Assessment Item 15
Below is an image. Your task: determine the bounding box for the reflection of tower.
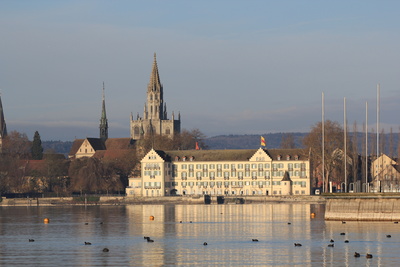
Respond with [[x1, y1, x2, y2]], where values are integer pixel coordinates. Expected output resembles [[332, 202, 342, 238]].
[[0, 93, 7, 150], [99, 82, 108, 142], [130, 54, 181, 140]]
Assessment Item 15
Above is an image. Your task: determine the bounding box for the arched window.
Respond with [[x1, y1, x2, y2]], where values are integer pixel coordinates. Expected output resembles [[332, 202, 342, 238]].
[[165, 127, 171, 135], [134, 126, 140, 135]]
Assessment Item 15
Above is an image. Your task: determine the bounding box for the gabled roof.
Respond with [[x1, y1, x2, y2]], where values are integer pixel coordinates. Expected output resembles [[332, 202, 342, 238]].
[[86, 138, 106, 150], [93, 149, 134, 160], [69, 139, 84, 156]]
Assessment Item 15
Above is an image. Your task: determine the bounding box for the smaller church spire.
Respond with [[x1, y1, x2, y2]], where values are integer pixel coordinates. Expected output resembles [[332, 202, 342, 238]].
[[99, 82, 108, 141]]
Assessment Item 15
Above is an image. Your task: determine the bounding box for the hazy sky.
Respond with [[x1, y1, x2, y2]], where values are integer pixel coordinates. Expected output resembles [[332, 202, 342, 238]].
[[1, 1, 399, 141]]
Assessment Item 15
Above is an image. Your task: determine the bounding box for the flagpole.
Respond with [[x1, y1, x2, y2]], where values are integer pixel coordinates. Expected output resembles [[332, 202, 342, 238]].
[[344, 97, 347, 193], [322, 92, 325, 193]]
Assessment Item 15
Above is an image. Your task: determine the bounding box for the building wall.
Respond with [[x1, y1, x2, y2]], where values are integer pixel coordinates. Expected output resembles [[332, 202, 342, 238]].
[[75, 140, 96, 158], [134, 149, 312, 197]]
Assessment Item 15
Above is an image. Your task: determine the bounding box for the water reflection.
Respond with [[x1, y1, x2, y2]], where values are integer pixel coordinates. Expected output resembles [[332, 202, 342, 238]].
[[0, 204, 399, 266]]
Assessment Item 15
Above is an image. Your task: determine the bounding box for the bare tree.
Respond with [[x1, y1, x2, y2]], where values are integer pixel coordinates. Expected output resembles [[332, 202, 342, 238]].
[[303, 120, 344, 192], [281, 133, 296, 149]]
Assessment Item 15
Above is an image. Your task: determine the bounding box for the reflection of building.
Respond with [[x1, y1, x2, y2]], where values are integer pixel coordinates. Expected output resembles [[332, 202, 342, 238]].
[[130, 53, 181, 140], [371, 153, 400, 192], [126, 147, 312, 197]]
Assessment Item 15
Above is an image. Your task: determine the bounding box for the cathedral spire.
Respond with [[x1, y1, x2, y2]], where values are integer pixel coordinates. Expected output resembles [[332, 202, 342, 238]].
[[146, 53, 164, 120], [99, 82, 108, 141]]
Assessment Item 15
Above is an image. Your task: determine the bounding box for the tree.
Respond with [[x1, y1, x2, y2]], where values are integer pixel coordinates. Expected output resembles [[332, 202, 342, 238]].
[[281, 133, 296, 149], [2, 131, 31, 159], [303, 120, 344, 192], [31, 131, 44, 160]]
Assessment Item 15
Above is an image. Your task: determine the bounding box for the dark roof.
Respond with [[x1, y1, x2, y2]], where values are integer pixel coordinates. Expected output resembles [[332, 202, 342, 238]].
[[281, 171, 292, 181], [86, 138, 106, 150], [157, 148, 308, 162]]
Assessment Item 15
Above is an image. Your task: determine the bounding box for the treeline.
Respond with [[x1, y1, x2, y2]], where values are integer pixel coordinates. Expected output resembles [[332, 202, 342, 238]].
[[0, 129, 206, 196]]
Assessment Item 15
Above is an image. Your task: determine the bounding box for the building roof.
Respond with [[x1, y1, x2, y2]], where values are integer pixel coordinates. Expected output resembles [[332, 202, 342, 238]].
[[93, 149, 134, 159], [281, 171, 292, 181], [105, 138, 135, 150], [156, 148, 309, 162]]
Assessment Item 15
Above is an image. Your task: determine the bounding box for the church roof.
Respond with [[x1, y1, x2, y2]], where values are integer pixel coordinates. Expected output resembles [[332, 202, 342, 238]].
[[281, 171, 292, 181], [105, 138, 135, 149]]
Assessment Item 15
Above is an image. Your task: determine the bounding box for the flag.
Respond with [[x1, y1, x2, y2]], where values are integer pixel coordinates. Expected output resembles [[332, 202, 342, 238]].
[[195, 141, 200, 150], [261, 136, 266, 147]]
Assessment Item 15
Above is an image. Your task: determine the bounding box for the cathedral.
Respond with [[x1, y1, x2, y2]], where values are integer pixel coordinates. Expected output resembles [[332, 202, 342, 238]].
[[130, 53, 181, 140]]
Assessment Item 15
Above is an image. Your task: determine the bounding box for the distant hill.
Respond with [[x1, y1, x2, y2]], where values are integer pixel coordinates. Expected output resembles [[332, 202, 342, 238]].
[[42, 140, 73, 156], [43, 132, 398, 156], [203, 133, 307, 149]]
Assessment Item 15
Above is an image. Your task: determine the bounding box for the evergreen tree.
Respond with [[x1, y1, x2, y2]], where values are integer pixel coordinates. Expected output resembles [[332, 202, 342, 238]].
[[32, 131, 43, 160]]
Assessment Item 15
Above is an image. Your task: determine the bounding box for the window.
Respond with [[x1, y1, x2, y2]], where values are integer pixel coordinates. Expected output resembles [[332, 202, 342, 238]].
[[182, 164, 187, 169], [210, 164, 215, 169], [196, 164, 202, 169], [224, 164, 229, 169], [165, 128, 170, 135], [238, 164, 243, 169], [217, 164, 222, 170], [251, 164, 257, 169], [264, 163, 270, 169]]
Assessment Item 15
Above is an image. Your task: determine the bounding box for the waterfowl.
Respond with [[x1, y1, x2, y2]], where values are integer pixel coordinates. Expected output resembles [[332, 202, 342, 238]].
[[366, 253, 373, 259], [386, 235, 391, 238], [147, 239, 154, 242], [179, 221, 182, 223], [252, 239, 259, 242], [342, 221, 346, 224], [84, 242, 92, 245], [144, 236, 150, 240], [28, 239, 35, 242], [344, 240, 349, 243], [328, 244, 334, 247], [340, 233, 345, 235], [394, 221, 399, 224], [203, 242, 208, 246], [354, 252, 360, 257], [330, 239, 334, 243], [85, 223, 88, 225], [294, 243, 302, 247], [287, 222, 291, 225], [103, 248, 109, 252]]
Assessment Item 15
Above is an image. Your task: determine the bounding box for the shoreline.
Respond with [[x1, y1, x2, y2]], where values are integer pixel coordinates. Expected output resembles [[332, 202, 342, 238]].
[[0, 195, 326, 206]]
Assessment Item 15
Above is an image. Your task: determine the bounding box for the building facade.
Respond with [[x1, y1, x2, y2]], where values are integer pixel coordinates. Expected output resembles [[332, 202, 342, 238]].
[[130, 54, 181, 140], [371, 153, 400, 192], [126, 148, 312, 197]]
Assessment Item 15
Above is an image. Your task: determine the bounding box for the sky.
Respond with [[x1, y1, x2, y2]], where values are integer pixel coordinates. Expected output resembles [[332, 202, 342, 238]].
[[1, 0, 399, 141]]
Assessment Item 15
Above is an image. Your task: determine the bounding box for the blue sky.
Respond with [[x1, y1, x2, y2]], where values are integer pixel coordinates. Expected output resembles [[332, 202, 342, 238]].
[[1, 1, 399, 141]]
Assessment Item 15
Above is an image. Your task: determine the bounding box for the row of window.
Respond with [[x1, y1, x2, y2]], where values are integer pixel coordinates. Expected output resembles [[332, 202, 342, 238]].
[[177, 163, 306, 171], [178, 170, 307, 179], [175, 155, 301, 162], [164, 181, 307, 187]]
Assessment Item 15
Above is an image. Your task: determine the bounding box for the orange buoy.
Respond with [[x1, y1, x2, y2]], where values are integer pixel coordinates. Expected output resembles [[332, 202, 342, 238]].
[[310, 213, 316, 218], [149, 216, 155, 221], [44, 218, 50, 224]]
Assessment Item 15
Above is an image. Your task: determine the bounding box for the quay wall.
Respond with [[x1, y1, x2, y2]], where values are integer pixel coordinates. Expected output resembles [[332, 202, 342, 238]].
[[325, 197, 400, 221], [0, 195, 325, 206]]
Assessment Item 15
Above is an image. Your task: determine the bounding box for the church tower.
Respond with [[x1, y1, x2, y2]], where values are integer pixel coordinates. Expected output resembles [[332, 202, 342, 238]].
[[130, 54, 181, 140], [99, 82, 108, 142], [0, 93, 7, 149]]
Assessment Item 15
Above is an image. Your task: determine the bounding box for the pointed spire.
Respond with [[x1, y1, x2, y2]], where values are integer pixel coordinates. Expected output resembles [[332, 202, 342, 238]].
[[99, 82, 108, 141], [148, 53, 162, 93], [0, 92, 7, 139]]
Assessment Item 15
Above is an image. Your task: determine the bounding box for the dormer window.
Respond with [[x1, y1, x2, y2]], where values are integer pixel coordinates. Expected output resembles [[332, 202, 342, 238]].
[[182, 156, 187, 161], [286, 155, 291, 160], [294, 155, 299, 160], [277, 155, 281, 160], [190, 156, 194, 161], [175, 156, 180, 161]]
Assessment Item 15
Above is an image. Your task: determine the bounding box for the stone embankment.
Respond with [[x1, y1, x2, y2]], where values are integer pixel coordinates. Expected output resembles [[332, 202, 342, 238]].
[[325, 195, 400, 221], [0, 195, 325, 206]]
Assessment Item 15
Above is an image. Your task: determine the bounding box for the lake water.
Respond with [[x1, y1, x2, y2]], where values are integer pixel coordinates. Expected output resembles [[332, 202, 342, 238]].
[[0, 203, 399, 266]]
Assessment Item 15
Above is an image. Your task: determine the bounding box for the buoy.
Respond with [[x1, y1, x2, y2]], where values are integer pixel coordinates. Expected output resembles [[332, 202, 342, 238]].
[[44, 218, 50, 224], [310, 213, 315, 218], [149, 216, 155, 221]]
